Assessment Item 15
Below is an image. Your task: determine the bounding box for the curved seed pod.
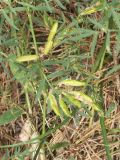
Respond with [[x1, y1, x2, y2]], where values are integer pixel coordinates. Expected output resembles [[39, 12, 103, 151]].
[[59, 95, 71, 117], [80, 2, 102, 16], [16, 55, 39, 62], [48, 93, 61, 116], [70, 91, 93, 104], [48, 22, 58, 41], [69, 91, 103, 113], [62, 92, 81, 108], [58, 79, 86, 87], [44, 40, 53, 55]]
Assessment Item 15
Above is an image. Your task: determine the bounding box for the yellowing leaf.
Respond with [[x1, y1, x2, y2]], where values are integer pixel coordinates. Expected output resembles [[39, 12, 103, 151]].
[[58, 79, 86, 87], [44, 40, 53, 55], [80, 2, 103, 16], [62, 92, 81, 108], [16, 55, 39, 62], [68, 91, 103, 114], [59, 95, 71, 117], [70, 91, 93, 104], [48, 22, 58, 41], [48, 93, 61, 116]]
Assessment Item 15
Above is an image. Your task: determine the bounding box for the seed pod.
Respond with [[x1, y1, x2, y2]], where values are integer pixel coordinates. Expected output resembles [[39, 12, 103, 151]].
[[44, 40, 53, 55], [80, 2, 102, 16], [59, 95, 71, 117], [58, 79, 86, 87], [16, 55, 39, 62], [69, 91, 103, 113], [48, 93, 61, 116], [63, 92, 81, 108], [48, 22, 58, 41], [70, 91, 93, 104]]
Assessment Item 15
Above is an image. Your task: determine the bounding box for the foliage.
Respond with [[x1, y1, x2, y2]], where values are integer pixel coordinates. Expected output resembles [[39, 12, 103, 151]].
[[0, 0, 120, 159]]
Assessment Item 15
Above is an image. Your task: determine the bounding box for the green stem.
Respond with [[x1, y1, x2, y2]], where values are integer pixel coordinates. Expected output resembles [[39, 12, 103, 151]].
[[42, 92, 47, 135], [99, 80, 112, 160], [25, 87, 32, 114], [10, 10, 20, 56], [27, 8, 38, 56], [100, 116, 112, 160]]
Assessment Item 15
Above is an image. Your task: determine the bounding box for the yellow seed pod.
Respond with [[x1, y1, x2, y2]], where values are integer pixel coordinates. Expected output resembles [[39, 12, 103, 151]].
[[48, 93, 61, 116], [80, 2, 102, 16], [16, 55, 39, 62], [44, 40, 53, 55], [48, 22, 58, 41], [70, 91, 93, 105], [59, 95, 71, 117], [58, 79, 86, 87], [63, 92, 81, 108]]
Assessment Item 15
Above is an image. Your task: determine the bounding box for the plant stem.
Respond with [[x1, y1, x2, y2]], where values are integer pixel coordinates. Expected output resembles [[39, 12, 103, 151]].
[[100, 116, 112, 160], [25, 87, 32, 115], [27, 7, 38, 56], [42, 92, 47, 135]]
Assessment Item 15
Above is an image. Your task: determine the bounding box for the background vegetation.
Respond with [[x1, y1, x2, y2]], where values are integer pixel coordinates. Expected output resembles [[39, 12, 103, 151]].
[[0, 0, 120, 159]]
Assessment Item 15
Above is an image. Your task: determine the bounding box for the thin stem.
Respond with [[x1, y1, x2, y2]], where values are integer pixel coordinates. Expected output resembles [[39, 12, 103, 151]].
[[25, 87, 32, 115], [27, 7, 38, 56], [100, 116, 112, 160], [42, 92, 47, 135]]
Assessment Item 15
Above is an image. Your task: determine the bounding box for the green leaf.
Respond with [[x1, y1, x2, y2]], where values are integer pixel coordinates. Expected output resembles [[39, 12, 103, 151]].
[[92, 36, 106, 72], [44, 0, 53, 13], [100, 116, 112, 160], [8, 55, 34, 85], [55, 0, 66, 10], [90, 32, 98, 57], [88, 17, 107, 32], [47, 70, 67, 80], [105, 64, 120, 76], [1, 9, 18, 30], [43, 12, 55, 28], [35, 80, 46, 102], [105, 103, 116, 117], [16, 2, 36, 9], [0, 107, 23, 126], [112, 9, 120, 30], [109, 129, 120, 133]]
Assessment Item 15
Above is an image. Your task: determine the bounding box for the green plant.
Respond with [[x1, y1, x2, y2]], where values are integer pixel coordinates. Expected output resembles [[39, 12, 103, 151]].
[[0, 0, 120, 159]]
